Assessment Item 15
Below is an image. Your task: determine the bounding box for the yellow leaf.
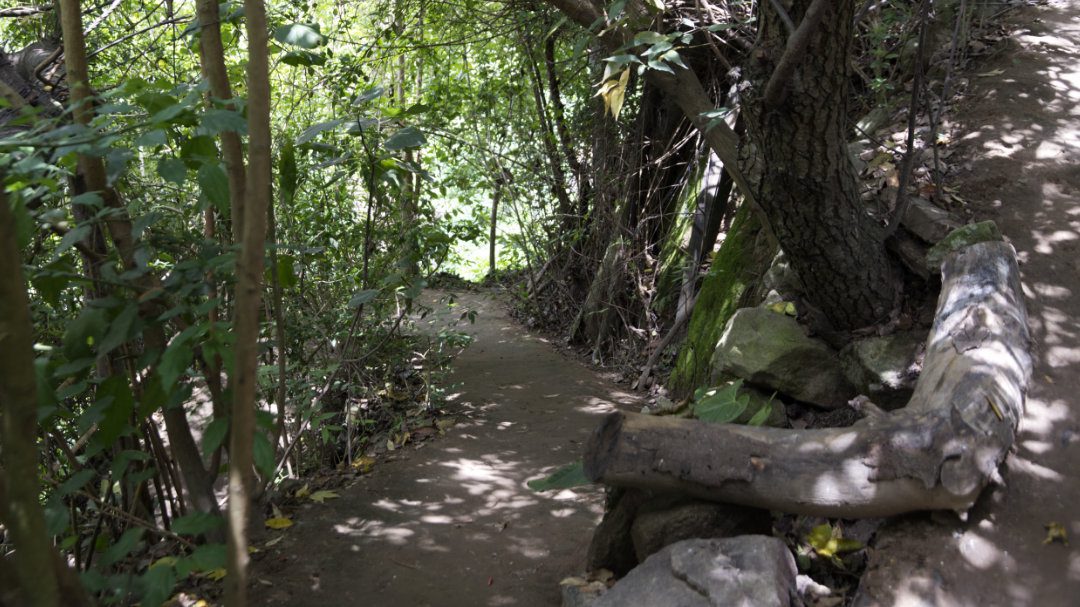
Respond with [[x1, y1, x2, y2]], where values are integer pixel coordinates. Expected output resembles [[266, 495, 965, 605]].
[[248, 546, 260, 554], [205, 568, 227, 581], [150, 556, 177, 569], [598, 69, 631, 120], [265, 535, 284, 547], [1044, 521, 1068, 545], [309, 490, 340, 504], [264, 517, 294, 530], [271, 503, 285, 519], [194, 601, 210, 607], [766, 301, 797, 316], [386, 438, 396, 451], [435, 419, 457, 432], [294, 483, 311, 499], [806, 523, 862, 557], [352, 456, 376, 473]]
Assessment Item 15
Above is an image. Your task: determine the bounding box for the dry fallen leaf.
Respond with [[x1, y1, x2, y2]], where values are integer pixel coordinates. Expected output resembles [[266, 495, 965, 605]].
[[1044, 522, 1068, 545], [264, 517, 294, 530], [352, 456, 376, 473], [205, 568, 227, 581], [294, 483, 311, 499], [309, 490, 340, 504], [436, 418, 457, 432]]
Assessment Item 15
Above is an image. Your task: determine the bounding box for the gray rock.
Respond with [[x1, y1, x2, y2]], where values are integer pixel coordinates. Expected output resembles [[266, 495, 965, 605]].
[[902, 197, 962, 244], [711, 307, 854, 409], [840, 332, 925, 409], [630, 496, 772, 562], [561, 579, 607, 607], [595, 536, 798, 607]]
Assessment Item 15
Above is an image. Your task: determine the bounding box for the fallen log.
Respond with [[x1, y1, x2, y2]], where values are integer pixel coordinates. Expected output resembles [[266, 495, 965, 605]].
[[585, 240, 1031, 517]]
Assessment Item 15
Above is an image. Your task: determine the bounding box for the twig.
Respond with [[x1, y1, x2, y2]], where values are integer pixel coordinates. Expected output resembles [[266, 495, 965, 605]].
[[884, 0, 930, 238], [762, 0, 829, 109]]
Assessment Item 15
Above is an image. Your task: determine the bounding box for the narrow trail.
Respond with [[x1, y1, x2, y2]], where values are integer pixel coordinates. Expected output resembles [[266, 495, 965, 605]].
[[859, 2, 1080, 605], [249, 293, 639, 606]]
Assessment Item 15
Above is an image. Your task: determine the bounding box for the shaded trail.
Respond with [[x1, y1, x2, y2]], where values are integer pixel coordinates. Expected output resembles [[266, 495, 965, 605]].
[[858, 2, 1080, 604], [250, 293, 638, 606]]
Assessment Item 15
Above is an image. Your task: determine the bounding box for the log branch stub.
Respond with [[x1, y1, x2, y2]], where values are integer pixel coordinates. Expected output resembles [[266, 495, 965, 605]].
[[585, 240, 1031, 517]]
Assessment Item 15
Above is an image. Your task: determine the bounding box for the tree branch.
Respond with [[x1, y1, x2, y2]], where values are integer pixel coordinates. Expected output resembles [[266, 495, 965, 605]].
[[762, 0, 829, 109]]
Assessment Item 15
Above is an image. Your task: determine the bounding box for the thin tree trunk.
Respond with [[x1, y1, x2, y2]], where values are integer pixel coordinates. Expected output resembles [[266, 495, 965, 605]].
[[59, 0, 221, 522], [0, 190, 65, 607], [489, 185, 501, 275], [196, 0, 246, 240], [225, 0, 272, 602]]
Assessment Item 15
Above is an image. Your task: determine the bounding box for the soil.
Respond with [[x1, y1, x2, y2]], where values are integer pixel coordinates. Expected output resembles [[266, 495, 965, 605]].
[[855, 1, 1080, 605], [247, 292, 640, 606]]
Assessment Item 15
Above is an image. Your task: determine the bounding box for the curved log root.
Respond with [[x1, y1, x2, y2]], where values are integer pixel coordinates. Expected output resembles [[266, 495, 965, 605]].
[[585, 241, 1032, 517]]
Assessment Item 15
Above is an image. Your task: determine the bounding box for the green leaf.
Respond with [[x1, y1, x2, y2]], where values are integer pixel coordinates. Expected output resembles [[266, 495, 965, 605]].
[[693, 380, 749, 424], [296, 119, 345, 145], [353, 85, 385, 105], [198, 162, 230, 212], [177, 543, 226, 576], [158, 338, 193, 391], [348, 289, 379, 308], [281, 50, 326, 67], [633, 31, 668, 46], [98, 302, 139, 357], [527, 461, 591, 492], [384, 126, 426, 151], [100, 528, 144, 568], [138, 562, 177, 607], [57, 469, 96, 498], [807, 523, 863, 558], [158, 158, 187, 185], [171, 512, 224, 536], [273, 23, 325, 49], [200, 108, 247, 135], [134, 129, 167, 148], [96, 375, 135, 447], [746, 401, 773, 426], [253, 432, 275, 479], [202, 418, 229, 454], [63, 306, 107, 360]]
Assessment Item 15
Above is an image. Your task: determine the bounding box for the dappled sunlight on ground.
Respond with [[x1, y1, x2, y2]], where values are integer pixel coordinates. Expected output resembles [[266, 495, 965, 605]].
[[858, 2, 1080, 604], [249, 291, 639, 606]]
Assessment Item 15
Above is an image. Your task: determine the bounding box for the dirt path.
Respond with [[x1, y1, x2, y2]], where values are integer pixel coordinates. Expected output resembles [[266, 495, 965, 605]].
[[249, 292, 638, 606], [857, 2, 1080, 605]]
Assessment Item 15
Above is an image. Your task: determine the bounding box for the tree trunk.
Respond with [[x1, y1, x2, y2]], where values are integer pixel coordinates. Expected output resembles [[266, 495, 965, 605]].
[[586, 241, 1031, 517], [489, 185, 501, 276], [0, 191, 63, 607], [225, 0, 272, 603], [746, 0, 900, 330]]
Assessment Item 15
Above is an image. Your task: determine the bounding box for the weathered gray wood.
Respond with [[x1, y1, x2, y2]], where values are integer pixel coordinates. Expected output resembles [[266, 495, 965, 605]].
[[585, 241, 1031, 517]]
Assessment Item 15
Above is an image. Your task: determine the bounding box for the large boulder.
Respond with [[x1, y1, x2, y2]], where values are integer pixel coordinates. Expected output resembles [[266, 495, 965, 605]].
[[594, 536, 799, 607], [630, 495, 772, 562], [840, 332, 925, 409], [711, 307, 854, 409]]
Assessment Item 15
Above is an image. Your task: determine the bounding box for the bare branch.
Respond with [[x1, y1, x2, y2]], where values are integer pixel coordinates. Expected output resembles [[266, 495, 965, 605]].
[[762, 0, 829, 109]]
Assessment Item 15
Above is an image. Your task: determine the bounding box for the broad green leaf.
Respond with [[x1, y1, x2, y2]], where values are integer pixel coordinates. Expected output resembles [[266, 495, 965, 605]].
[[96, 375, 135, 447], [176, 543, 226, 577], [633, 31, 668, 46], [807, 523, 863, 557], [158, 338, 193, 391], [527, 461, 591, 492], [198, 162, 230, 212], [100, 528, 144, 568], [97, 302, 139, 357], [200, 108, 247, 135], [171, 512, 224, 536], [273, 23, 325, 49], [134, 129, 167, 148], [354, 85, 385, 105], [62, 306, 107, 360], [202, 418, 229, 454], [348, 289, 380, 308], [746, 402, 773, 427], [296, 118, 345, 145], [138, 562, 176, 607], [157, 158, 187, 185], [253, 432, 275, 479], [281, 50, 326, 67], [57, 469, 96, 497], [384, 126, 427, 151], [693, 380, 749, 424]]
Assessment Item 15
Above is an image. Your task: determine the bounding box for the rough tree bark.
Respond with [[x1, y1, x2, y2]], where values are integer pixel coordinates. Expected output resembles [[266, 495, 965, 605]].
[[745, 0, 901, 330], [585, 240, 1031, 517]]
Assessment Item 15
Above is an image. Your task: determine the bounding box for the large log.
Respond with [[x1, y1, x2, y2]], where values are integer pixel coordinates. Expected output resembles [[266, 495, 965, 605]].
[[585, 241, 1031, 517]]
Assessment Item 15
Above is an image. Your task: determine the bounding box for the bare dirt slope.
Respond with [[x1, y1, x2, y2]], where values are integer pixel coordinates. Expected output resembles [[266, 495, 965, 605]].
[[249, 292, 638, 606], [857, 2, 1080, 605]]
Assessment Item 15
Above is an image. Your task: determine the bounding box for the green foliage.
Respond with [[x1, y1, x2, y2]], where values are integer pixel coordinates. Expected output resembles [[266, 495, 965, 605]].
[[527, 461, 591, 492]]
